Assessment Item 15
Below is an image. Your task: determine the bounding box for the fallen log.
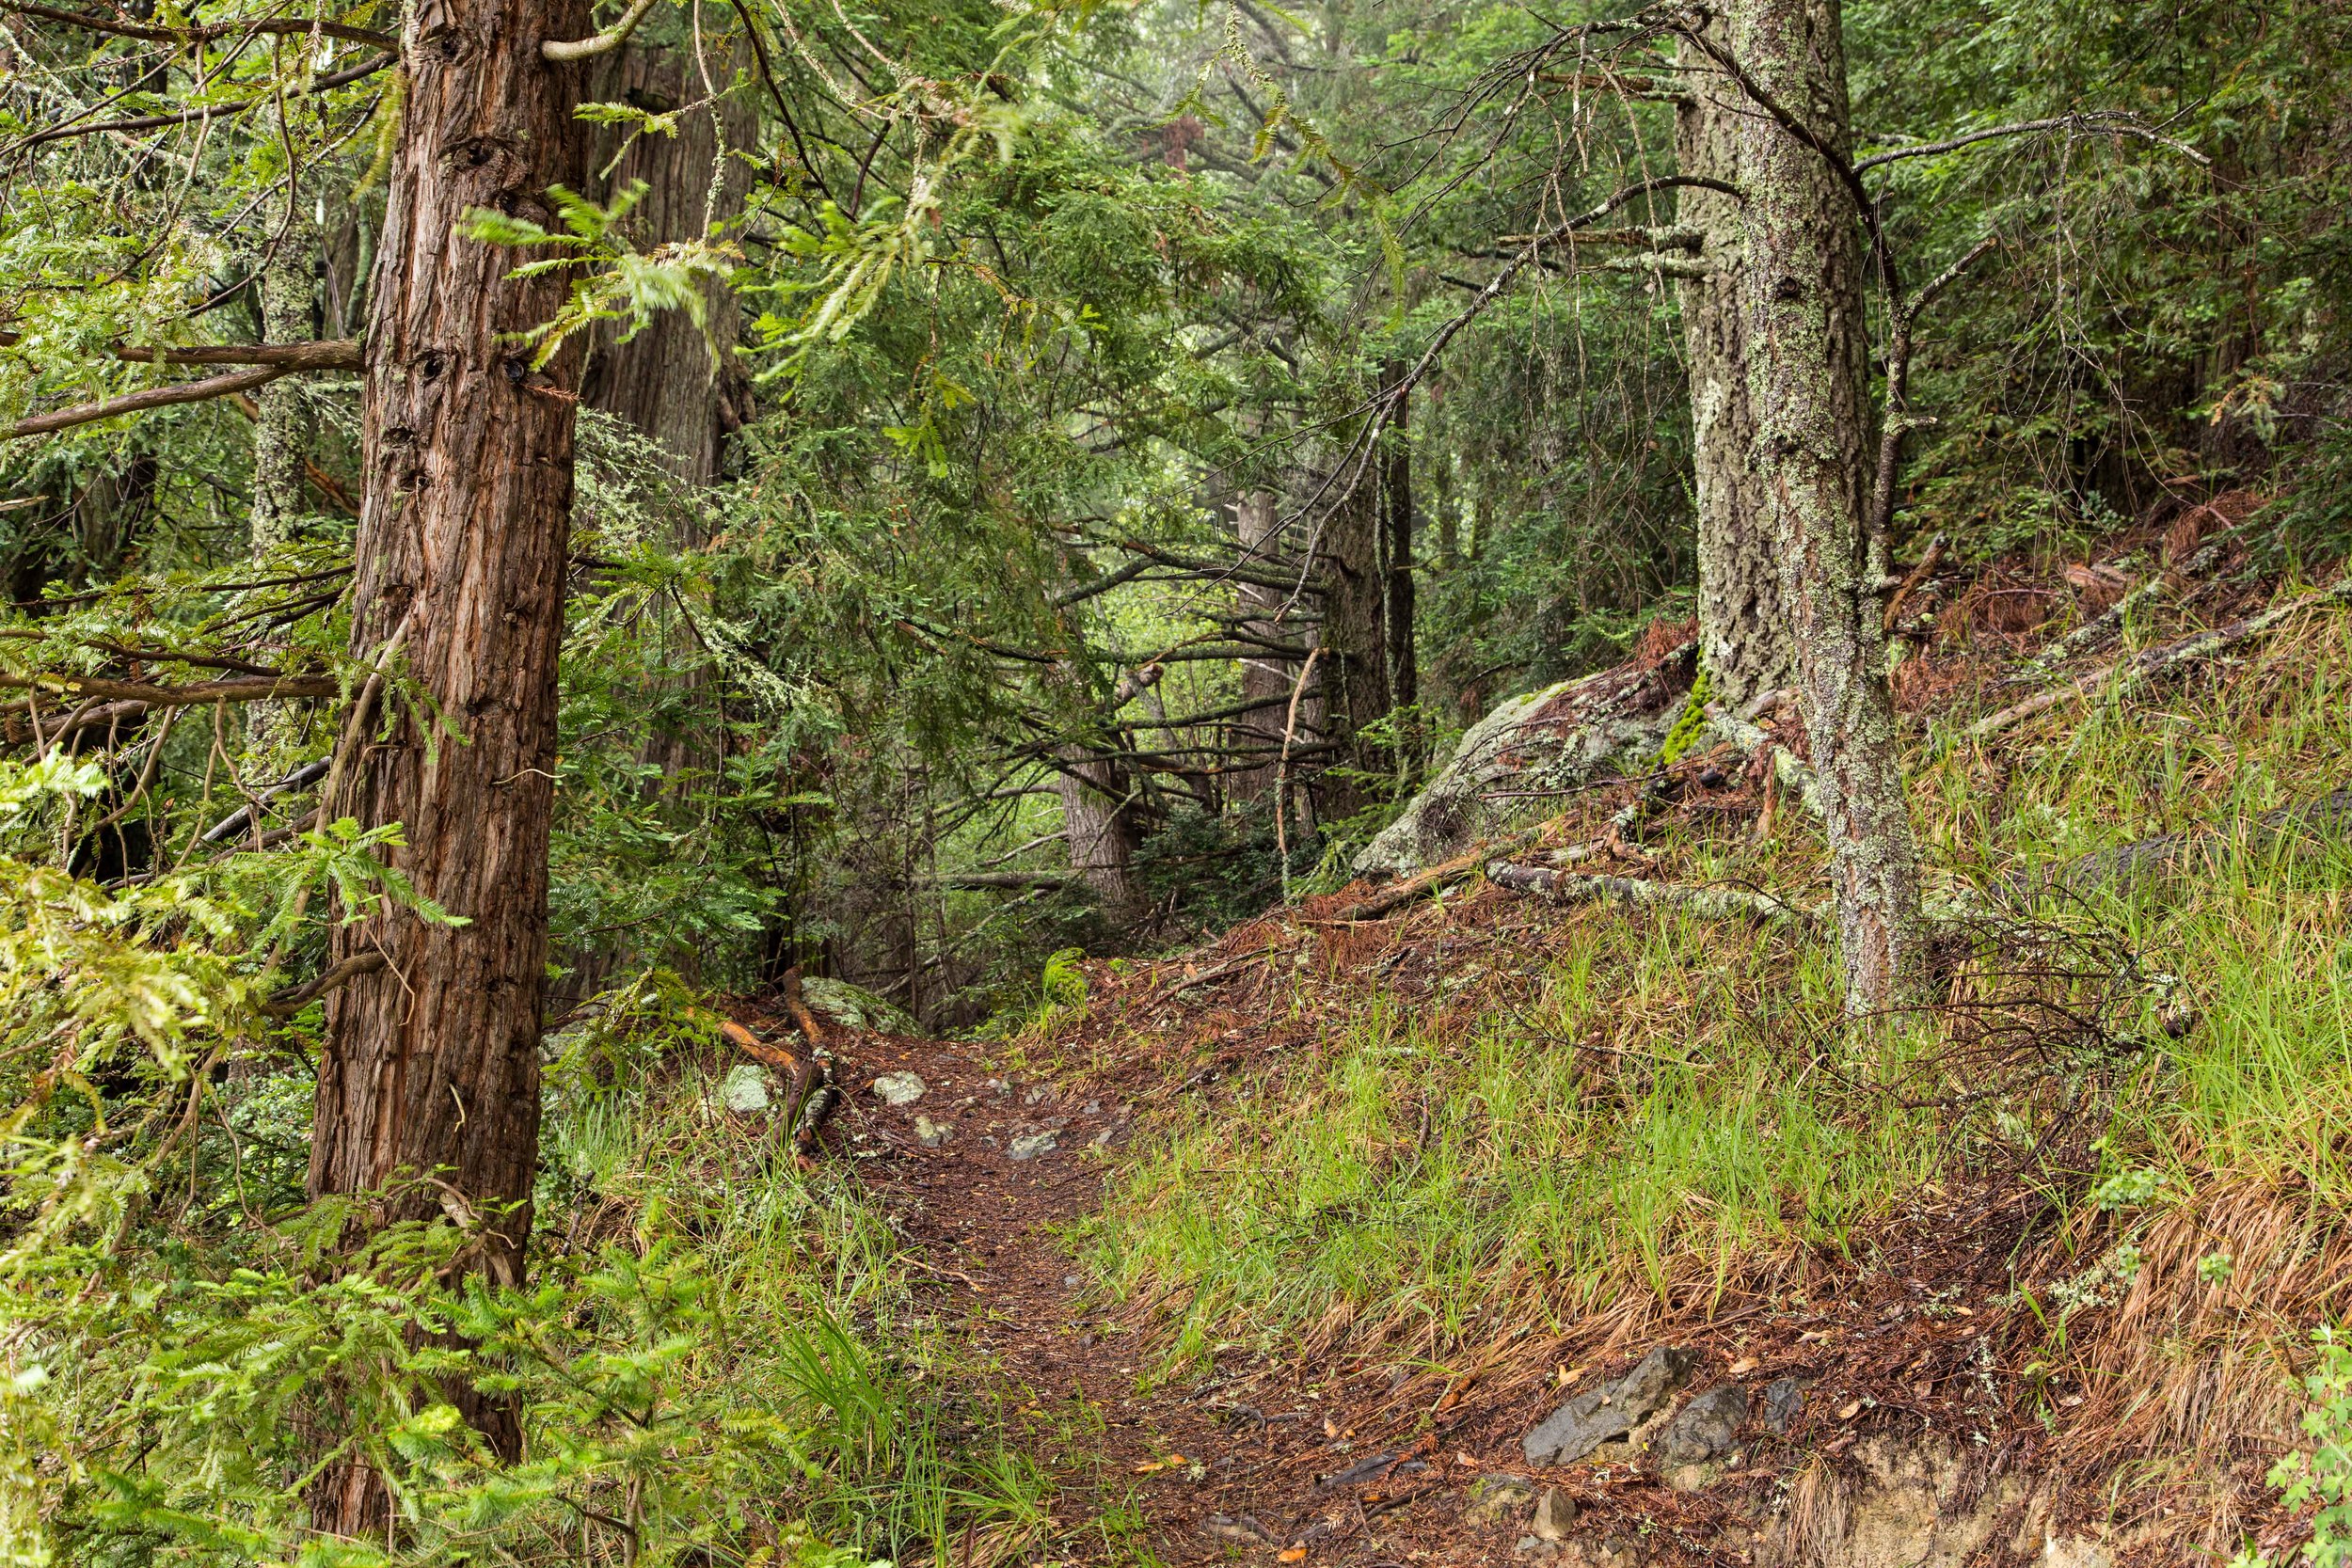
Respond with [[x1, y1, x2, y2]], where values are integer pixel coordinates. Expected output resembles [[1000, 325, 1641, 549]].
[[1486, 862, 1818, 925], [1970, 574, 2352, 742], [2015, 788, 2352, 898]]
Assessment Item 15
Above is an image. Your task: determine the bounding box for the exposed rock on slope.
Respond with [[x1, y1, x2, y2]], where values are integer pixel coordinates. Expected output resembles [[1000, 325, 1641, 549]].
[[1355, 637, 1695, 879]]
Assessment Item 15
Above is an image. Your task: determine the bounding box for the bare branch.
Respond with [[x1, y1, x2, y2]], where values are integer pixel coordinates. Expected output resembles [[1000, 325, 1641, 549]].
[[113, 339, 362, 370], [542, 0, 662, 60], [2, 3, 395, 49], [261, 952, 387, 1018], [4, 364, 295, 439], [1855, 112, 2210, 174], [14, 51, 391, 149]]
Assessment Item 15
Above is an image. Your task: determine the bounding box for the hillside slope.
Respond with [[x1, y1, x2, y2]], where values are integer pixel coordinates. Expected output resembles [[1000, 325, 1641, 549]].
[[808, 523, 2352, 1568]]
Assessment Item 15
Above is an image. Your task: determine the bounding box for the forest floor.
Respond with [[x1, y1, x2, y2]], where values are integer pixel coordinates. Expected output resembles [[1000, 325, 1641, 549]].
[[783, 928, 2070, 1568], [723, 497, 2344, 1566]]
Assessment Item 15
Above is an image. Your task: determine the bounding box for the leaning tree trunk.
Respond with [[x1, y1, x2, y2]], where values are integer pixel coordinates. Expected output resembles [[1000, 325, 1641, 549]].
[[308, 0, 591, 1533], [1729, 0, 1925, 1010], [1677, 20, 1792, 707]]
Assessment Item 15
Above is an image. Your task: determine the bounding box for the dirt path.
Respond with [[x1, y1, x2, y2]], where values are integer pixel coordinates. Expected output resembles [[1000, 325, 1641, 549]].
[[832, 1029, 1514, 1568]]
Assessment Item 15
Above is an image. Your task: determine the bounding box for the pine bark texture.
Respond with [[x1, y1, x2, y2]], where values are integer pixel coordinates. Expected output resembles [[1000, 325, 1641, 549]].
[[1676, 22, 1792, 706], [1729, 0, 1925, 1010], [308, 0, 591, 1528]]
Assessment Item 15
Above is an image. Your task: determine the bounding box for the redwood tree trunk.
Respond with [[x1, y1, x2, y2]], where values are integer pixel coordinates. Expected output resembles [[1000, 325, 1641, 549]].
[[308, 0, 591, 1530], [1729, 0, 1925, 1010], [1677, 20, 1793, 706], [579, 34, 755, 496]]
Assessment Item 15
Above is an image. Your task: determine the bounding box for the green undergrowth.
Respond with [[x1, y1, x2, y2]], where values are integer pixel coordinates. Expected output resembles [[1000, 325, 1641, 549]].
[[1075, 601, 2352, 1377], [4, 980, 1050, 1568]]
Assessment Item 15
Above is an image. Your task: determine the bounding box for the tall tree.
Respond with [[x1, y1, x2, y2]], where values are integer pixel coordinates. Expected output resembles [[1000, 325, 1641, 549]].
[[1724, 0, 1925, 1009], [1676, 21, 1792, 706], [580, 33, 755, 493], [306, 0, 593, 1528]]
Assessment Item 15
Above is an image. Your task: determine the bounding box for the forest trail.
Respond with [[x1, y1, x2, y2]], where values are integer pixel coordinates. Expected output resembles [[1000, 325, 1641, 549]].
[[818, 1023, 1514, 1568]]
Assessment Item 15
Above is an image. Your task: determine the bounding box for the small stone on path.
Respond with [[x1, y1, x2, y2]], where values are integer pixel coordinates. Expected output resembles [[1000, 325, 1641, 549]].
[[914, 1114, 953, 1147], [1008, 1130, 1058, 1160], [871, 1070, 927, 1106]]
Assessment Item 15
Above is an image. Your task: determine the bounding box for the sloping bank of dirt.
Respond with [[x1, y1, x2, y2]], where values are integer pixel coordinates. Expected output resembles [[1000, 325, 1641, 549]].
[[767, 886, 2312, 1568]]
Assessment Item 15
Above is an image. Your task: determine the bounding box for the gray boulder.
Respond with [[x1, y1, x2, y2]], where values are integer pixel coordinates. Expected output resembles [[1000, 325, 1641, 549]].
[[1761, 1376, 1806, 1433], [1353, 647, 1692, 879], [1521, 1345, 1695, 1466]]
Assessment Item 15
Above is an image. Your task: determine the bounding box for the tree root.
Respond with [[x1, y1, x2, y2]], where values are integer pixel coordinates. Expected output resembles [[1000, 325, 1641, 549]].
[[1486, 861, 1819, 925], [722, 970, 840, 1167]]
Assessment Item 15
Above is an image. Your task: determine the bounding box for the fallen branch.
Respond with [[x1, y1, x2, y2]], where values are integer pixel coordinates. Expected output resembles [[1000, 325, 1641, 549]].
[[2017, 788, 2352, 897], [2010, 541, 2223, 683], [1705, 700, 1824, 819], [1486, 862, 1817, 925], [1882, 531, 1950, 630], [721, 969, 840, 1166], [1969, 574, 2352, 741], [1322, 847, 1487, 922]]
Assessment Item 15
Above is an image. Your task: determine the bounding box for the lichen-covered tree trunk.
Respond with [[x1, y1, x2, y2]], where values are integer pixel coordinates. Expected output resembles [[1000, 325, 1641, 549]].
[[248, 212, 312, 555], [1729, 0, 1925, 1010], [1676, 21, 1792, 706], [307, 0, 590, 1531]]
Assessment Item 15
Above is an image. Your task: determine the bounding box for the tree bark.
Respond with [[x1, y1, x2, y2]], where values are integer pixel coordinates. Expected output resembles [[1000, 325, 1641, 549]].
[[1677, 19, 1793, 707], [1729, 0, 1925, 1011], [579, 32, 755, 496], [248, 210, 313, 555], [1227, 488, 1295, 801], [1057, 747, 1146, 914], [246, 201, 316, 760], [1313, 468, 1392, 821], [1378, 360, 1418, 753], [307, 0, 591, 1531]]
